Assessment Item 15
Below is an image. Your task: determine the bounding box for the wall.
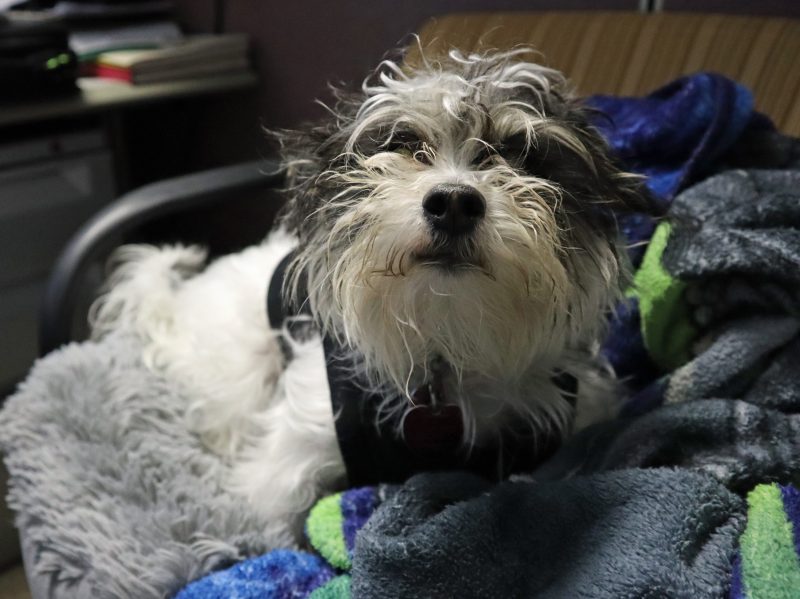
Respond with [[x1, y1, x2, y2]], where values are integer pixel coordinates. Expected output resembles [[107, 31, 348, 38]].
[[172, 0, 800, 162], [174, 1, 638, 130]]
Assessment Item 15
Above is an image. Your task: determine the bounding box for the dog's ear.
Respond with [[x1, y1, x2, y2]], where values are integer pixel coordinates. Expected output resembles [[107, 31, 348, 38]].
[[504, 72, 661, 220], [562, 102, 663, 219], [267, 123, 329, 236], [268, 91, 364, 240]]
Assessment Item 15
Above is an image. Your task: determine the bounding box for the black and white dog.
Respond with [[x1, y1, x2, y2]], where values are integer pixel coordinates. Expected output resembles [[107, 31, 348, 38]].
[[92, 50, 653, 545]]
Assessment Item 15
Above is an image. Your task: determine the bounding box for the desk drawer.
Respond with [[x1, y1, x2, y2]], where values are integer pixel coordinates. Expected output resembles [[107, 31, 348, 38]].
[[0, 149, 114, 287]]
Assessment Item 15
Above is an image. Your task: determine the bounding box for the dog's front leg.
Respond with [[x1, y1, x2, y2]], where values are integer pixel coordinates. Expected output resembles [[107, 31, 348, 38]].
[[228, 338, 347, 545]]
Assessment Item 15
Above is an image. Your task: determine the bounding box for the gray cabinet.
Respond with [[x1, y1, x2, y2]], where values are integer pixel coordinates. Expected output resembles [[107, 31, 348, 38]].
[[0, 129, 114, 391]]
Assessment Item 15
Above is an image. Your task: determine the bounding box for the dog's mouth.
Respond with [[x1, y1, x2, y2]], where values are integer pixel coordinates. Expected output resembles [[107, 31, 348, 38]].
[[413, 249, 482, 270]]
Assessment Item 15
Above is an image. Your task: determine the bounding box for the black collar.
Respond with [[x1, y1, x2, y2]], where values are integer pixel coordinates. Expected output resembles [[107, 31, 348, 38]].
[[267, 250, 576, 486]]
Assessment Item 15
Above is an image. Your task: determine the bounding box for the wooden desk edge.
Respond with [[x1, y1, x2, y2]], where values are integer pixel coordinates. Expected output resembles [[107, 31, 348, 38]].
[[0, 71, 259, 128]]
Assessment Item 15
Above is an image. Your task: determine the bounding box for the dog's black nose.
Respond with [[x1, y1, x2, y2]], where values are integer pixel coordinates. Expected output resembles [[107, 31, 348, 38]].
[[422, 184, 486, 236]]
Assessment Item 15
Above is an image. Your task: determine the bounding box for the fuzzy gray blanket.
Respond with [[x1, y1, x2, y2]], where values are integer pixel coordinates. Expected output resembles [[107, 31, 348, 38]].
[[349, 168, 800, 598], [0, 333, 275, 599], [353, 470, 745, 598]]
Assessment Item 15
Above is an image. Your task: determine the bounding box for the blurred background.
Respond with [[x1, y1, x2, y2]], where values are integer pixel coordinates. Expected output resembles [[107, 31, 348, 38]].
[[0, 0, 799, 596]]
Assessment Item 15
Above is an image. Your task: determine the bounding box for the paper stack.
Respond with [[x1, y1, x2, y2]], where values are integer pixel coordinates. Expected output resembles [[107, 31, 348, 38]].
[[81, 33, 250, 84]]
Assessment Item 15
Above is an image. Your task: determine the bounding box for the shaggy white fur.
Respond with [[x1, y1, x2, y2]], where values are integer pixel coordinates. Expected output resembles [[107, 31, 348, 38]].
[[91, 232, 346, 540]]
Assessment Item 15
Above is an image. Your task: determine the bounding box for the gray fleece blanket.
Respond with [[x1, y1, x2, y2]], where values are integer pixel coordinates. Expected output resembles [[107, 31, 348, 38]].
[[0, 334, 276, 598], [353, 470, 744, 598]]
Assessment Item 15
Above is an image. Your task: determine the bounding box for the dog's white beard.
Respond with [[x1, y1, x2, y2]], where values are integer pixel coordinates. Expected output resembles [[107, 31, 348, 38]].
[[325, 259, 565, 387]]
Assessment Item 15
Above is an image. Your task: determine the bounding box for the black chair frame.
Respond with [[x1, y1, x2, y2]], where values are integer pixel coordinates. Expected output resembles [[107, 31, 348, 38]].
[[39, 159, 285, 356]]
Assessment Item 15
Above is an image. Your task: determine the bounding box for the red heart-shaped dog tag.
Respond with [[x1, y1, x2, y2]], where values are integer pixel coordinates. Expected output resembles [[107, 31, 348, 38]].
[[401, 404, 464, 455]]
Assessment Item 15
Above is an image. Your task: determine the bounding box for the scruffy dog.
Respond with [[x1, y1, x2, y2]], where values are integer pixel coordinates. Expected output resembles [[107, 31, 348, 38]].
[[92, 50, 652, 545]]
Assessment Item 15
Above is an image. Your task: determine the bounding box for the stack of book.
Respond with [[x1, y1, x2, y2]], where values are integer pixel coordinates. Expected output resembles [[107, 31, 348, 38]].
[[4, 1, 250, 85], [69, 20, 183, 59], [81, 33, 250, 85]]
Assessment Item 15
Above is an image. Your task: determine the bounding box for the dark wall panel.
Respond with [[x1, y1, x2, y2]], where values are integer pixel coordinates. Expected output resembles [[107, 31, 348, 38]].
[[662, 1, 800, 18]]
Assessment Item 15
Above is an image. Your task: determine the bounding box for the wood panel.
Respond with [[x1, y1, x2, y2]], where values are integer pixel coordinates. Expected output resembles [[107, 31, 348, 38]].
[[413, 12, 800, 135]]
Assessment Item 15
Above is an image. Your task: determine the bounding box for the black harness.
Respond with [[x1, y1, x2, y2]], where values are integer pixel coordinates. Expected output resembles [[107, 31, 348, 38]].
[[267, 251, 575, 486]]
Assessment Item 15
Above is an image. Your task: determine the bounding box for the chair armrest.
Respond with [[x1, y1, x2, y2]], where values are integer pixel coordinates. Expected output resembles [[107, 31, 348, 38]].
[[39, 159, 286, 356]]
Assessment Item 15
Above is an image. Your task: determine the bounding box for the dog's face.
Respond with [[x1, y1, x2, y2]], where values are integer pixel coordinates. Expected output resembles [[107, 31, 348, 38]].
[[278, 50, 652, 392]]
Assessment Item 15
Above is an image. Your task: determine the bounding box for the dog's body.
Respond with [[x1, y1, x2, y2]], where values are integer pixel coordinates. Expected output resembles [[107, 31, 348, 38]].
[[92, 50, 654, 545]]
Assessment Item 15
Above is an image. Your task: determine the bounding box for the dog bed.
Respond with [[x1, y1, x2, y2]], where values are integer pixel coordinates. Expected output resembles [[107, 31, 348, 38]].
[[2, 72, 800, 598]]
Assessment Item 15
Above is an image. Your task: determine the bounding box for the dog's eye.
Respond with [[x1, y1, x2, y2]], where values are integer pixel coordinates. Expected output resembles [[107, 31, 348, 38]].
[[523, 145, 576, 185], [384, 131, 431, 164], [472, 144, 494, 166], [496, 133, 529, 163], [385, 131, 418, 150], [472, 134, 529, 167]]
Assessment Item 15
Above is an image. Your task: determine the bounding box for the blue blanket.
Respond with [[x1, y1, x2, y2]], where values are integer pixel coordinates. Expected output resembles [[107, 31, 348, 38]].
[[593, 73, 765, 390], [177, 73, 800, 599]]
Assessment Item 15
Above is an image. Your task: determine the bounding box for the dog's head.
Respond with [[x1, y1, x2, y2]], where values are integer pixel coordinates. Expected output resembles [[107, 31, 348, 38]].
[[276, 50, 655, 392]]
